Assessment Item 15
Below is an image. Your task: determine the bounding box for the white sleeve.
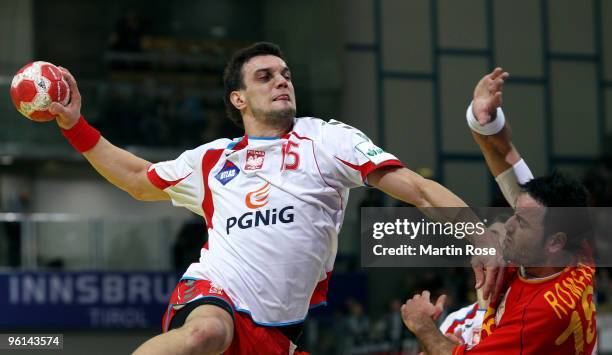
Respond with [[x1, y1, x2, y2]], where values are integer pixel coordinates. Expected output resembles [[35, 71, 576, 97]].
[[147, 147, 205, 216], [320, 120, 404, 188], [495, 159, 534, 208]]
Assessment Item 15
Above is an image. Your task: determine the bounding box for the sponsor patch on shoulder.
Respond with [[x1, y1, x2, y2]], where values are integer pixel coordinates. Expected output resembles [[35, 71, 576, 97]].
[[355, 141, 395, 165], [215, 161, 240, 185]]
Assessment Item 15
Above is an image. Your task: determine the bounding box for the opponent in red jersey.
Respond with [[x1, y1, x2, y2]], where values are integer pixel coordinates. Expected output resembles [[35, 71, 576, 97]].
[[402, 175, 596, 355], [464, 262, 596, 354], [401, 68, 597, 355]]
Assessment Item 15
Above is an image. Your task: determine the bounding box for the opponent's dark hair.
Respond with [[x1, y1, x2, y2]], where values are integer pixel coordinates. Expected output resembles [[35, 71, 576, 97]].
[[520, 171, 590, 253], [223, 42, 287, 128], [521, 171, 588, 208]]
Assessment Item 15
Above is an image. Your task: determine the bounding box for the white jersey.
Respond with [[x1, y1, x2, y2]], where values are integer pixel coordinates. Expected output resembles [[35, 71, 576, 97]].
[[147, 117, 402, 325]]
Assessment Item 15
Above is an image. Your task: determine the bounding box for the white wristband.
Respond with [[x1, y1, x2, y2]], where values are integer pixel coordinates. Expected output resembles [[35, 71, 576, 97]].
[[466, 102, 506, 136], [512, 158, 534, 184]]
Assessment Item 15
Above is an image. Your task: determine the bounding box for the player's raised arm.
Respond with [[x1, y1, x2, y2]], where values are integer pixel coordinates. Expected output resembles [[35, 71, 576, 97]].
[[49, 67, 168, 201], [467, 68, 534, 207]]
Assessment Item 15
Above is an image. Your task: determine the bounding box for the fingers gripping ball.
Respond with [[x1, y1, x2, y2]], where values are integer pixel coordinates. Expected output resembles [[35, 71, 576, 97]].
[[9, 61, 70, 122]]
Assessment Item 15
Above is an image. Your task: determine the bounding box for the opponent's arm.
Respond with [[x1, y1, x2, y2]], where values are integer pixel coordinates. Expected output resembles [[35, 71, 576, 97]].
[[468, 68, 534, 207], [469, 67, 520, 177], [467, 68, 521, 176], [50, 67, 168, 202]]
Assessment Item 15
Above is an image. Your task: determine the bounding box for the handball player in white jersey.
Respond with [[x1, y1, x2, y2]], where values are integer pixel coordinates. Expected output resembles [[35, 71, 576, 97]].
[[49, 42, 501, 355]]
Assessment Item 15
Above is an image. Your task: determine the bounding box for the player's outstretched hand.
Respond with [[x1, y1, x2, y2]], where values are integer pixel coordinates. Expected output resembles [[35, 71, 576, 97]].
[[401, 291, 446, 333], [472, 67, 509, 126], [49, 67, 82, 130]]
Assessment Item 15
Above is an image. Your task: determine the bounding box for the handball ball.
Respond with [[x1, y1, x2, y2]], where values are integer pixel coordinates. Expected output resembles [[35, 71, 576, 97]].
[[10, 61, 70, 122]]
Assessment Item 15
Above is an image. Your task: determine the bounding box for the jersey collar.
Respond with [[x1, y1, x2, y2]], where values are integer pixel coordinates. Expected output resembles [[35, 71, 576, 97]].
[[230, 118, 296, 151]]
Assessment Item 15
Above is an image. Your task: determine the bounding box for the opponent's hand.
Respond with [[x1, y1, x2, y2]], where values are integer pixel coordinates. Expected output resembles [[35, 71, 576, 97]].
[[470, 68, 518, 165], [49, 67, 82, 130], [472, 248, 506, 304], [472, 67, 509, 125], [401, 291, 446, 333]]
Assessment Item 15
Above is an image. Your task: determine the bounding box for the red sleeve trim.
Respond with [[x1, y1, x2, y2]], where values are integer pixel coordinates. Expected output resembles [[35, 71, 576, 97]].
[[361, 159, 404, 180], [336, 157, 404, 181], [147, 167, 192, 190], [147, 168, 169, 190]]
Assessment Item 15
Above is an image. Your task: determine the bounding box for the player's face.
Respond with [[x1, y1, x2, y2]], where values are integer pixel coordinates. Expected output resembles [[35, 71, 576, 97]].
[[502, 193, 547, 265], [241, 55, 296, 125]]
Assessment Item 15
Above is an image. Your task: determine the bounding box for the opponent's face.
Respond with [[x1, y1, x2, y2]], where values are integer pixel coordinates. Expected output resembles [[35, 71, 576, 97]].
[[237, 55, 296, 124], [503, 193, 547, 265], [488, 222, 507, 245]]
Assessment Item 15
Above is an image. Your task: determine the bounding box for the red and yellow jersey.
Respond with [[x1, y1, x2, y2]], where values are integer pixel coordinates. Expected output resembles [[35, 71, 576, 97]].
[[454, 264, 597, 355]]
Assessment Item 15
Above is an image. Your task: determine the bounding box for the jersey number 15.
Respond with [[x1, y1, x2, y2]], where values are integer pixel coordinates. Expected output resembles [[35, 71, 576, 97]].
[[282, 141, 300, 171]]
